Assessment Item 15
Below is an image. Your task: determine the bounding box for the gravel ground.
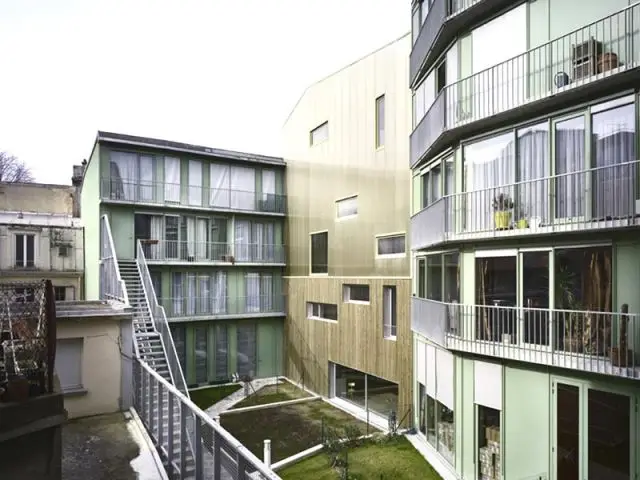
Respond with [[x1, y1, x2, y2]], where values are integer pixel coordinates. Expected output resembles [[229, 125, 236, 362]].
[[62, 412, 140, 480]]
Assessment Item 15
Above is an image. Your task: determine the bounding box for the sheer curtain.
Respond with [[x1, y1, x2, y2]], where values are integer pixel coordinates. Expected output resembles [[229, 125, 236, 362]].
[[262, 170, 276, 210], [210, 164, 230, 207], [198, 275, 210, 315], [186, 274, 196, 315], [185, 217, 196, 259], [139, 155, 154, 202], [164, 157, 181, 203], [517, 124, 550, 225], [196, 218, 208, 260], [555, 116, 586, 219], [230, 167, 256, 210], [464, 132, 516, 231], [211, 271, 227, 314], [251, 223, 264, 262], [172, 272, 183, 316], [150, 216, 163, 259], [261, 274, 273, 311], [110, 152, 137, 200], [188, 160, 202, 206], [234, 220, 250, 261], [592, 103, 636, 219], [245, 273, 260, 313]]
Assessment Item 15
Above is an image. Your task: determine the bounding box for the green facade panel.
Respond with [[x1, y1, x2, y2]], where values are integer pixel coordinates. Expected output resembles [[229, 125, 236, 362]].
[[82, 143, 102, 300]]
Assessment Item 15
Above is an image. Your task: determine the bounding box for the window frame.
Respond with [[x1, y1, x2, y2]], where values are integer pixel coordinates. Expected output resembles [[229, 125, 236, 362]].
[[310, 230, 329, 275], [307, 302, 338, 322], [310, 121, 329, 146], [375, 233, 407, 258], [336, 195, 358, 220], [383, 285, 397, 339], [343, 284, 370, 304], [376, 94, 385, 148], [14, 232, 36, 268]]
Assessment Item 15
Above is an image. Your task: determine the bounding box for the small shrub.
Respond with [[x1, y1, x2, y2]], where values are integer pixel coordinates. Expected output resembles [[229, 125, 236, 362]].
[[343, 424, 363, 447], [323, 426, 343, 468]]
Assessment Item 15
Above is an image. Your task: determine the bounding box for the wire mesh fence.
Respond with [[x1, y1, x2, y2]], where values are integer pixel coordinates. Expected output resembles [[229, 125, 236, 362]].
[[0, 280, 56, 402]]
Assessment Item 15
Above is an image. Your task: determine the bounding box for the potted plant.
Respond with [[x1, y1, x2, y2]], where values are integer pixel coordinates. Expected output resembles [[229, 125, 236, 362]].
[[492, 193, 514, 230], [555, 264, 584, 353]]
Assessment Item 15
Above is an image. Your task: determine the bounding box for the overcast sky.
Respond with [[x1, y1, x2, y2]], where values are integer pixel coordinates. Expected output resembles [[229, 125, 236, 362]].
[[0, 0, 409, 185]]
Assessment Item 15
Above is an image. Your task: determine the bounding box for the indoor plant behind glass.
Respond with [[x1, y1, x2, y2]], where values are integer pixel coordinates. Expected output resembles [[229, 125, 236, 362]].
[[492, 193, 514, 230]]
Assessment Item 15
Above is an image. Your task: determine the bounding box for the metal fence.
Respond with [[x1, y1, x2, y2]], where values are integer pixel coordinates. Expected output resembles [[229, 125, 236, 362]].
[[133, 358, 281, 480], [0, 280, 56, 398], [143, 240, 286, 265], [100, 215, 128, 304]]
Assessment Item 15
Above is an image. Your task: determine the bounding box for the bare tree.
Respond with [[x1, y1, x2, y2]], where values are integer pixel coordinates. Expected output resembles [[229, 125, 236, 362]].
[[0, 151, 34, 183]]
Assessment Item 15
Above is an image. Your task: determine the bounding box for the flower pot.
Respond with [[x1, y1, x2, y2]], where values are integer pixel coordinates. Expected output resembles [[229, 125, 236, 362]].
[[517, 219, 529, 229], [598, 53, 618, 73], [494, 211, 512, 230]]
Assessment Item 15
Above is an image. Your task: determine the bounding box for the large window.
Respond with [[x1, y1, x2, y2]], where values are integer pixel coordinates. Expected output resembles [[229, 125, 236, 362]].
[[420, 155, 453, 209], [417, 252, 459, 303], [209, 164, 257, 210], [477, 406, 501, 479], [15, 233, 35, 268], [237, 324, 257, 378], [195, 326, 208, 384], [334, 363, 399, 418], [310, 231, 328, 274], [376, 95, 385, 148], [108, 151, 154, 201]]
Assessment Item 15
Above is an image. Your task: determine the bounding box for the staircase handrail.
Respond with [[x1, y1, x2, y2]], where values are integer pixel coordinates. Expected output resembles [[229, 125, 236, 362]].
[[100, 215, 129, 305], [136, 240, 189, 396]]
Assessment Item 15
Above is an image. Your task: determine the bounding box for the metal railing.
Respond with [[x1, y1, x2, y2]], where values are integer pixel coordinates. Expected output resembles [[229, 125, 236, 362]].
[[100, 177, 287, 214], [161, 294, 287, 319], [133, 358, 281, 480], [100, 215, 129, 304], [414, 298, 640, 379], [411, 159, 640, 250], [143, 240, 286, 264], [411, 3, 640, 166], [136, 240, 189, 396]]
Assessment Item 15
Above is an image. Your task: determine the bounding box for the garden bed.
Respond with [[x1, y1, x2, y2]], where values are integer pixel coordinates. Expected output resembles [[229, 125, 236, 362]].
[[278, 436, 442, 480], [220, 399, 377, 463], [188, 384, 241, 410], [230, 380, 311, 409]]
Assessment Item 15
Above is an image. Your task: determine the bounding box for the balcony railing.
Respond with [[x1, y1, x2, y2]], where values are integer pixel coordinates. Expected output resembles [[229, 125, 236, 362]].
[[413, 298, 640, 380], [100, 215, 128, 304], [411, 160, 640, 250], [100, 177, 287, 214], [133, 359, 281, 479], [143, 240, 286, 264], [161, 294, 286, 319], [411, 3, 640, 167]]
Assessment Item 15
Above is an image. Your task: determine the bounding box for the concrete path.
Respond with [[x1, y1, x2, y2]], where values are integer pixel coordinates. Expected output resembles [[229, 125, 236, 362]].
[[204, 377, 280, 417]]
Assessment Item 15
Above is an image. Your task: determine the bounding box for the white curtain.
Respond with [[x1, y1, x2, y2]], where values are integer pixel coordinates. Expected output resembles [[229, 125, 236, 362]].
[[245, 273, 260, 313], [555, 117, 586, 219], [188, 160, 202, 206], [196, 218, 208, 260], [261, 274, 273, 311], [185, 217, 196, 259], [139, 155, 154, 202], [262, 169, 276, 205], [172, 273, 183, 316], [234, 220, 250, 261], [150, 216, 163, 259], [517, 124, 550, 225], [210, 164, 230, 207], [251, 223, 264, 262], [164, 157, 181, 203], [198, 275, 210, 315], [110, 152, 137, 200], [211, 271, 227, 314], [186, 274, 196, 315], [230, 166, 256, 210]]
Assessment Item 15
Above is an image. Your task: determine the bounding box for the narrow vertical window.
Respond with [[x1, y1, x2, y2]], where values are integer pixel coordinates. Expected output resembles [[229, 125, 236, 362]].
[[376, 95, 385, 148]]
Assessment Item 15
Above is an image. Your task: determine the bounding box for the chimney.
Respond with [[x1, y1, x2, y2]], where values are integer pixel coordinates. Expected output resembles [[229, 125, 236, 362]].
[[71, 159, 87, 217]]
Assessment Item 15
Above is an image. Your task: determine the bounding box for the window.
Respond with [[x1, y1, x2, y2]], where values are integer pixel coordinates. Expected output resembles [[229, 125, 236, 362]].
[[14, 287, 35, 303], [343, 284, 370, 303], [421, 155, 453, 209], [54, 286, 75, 301], [15, 233, 35, 268], [195, 326, 208, 384], [164, 156, 181, 203], [307, 302, 338, 321], [188, 160, 202, 206], [333, 363, 399, 418], [56, 338, 83, 393], [376, 95, 385, 148], [383, 286, 397, 338], [376, 234, 405, 256], [336, 196, 358, 219], [310, 122, 329, 145], [310, 231, 328, 274], [170, 325, 186, 370]]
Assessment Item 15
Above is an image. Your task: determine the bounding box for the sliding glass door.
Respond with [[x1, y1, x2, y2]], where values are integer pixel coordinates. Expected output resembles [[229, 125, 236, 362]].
[[519, 250, 551, 349]]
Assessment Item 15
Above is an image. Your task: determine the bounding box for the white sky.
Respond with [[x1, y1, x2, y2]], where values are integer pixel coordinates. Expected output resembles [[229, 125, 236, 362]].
[[0, 0, 409, 185]]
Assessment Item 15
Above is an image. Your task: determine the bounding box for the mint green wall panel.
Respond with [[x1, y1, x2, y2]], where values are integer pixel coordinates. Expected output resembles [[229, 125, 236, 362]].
[[99, 146, 111, 179], [454, 355, 464, 474], [412, 174, 421, 216], [82, 144, 102, 300], [615, 241, 640, 355], [549, 0, 629, 40], [106, 206, 135, 260], [459, 33, 472, 79], [461, 251, 475, 305], [528, 0, 549, 49], [460, 357, 475, 480], [256, 319, 284, 377], [504, 366, 550, 479]]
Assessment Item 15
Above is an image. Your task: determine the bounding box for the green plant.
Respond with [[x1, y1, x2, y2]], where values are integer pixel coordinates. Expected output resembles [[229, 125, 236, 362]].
[[343, 424, 363, 447], [492, 193, 514, 211]]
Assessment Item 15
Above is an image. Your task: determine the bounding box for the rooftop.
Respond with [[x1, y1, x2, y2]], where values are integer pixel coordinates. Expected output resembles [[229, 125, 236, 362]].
[[55, 300, 132, 319]]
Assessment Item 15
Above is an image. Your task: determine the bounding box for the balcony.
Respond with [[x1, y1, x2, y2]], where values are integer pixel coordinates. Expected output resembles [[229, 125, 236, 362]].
[[412, 298, 640, 380], [161, 294, 286, 320], [411, 0, 514, 86], [411, 160, 640, 250], [100, 177, 287, 215], [411, 3, 640, 168], [143, 240, 286, 265]]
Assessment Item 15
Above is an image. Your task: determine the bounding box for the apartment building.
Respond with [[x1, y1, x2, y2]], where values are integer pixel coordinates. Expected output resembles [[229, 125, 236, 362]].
[[283, 35, 413, 426], [0, 182, 83, 300], [80, 132, 286, 387], [410, 1, 640, 479]]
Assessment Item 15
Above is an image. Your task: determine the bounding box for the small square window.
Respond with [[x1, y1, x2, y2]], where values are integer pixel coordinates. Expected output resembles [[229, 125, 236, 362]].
[[336, 196, 358, 219], [343, 284, 370, 303]]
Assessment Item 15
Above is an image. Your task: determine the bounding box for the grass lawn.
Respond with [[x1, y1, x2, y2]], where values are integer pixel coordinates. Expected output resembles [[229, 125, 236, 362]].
[[231, 380, 311, 409], [221, 399, 377, 462], [278, 436, 442, 480], [188, 384, 241, 410]]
